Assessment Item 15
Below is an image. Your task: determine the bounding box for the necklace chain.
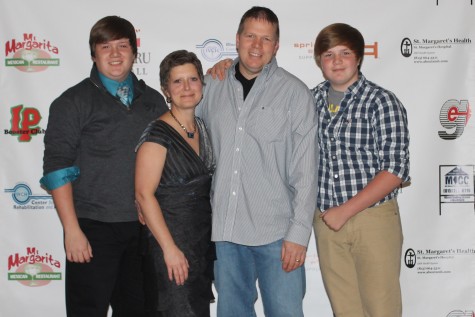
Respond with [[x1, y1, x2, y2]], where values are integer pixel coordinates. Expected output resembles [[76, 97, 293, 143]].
[[169, 110, 197, 139]]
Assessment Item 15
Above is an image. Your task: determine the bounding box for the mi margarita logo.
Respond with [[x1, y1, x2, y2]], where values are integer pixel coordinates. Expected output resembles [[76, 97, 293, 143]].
[[7, 247, 62, 287], [5, 33, 60, 72]]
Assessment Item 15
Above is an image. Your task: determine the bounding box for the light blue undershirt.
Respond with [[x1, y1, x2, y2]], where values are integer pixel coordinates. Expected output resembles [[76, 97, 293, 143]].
[[98, 72, 134, 105]]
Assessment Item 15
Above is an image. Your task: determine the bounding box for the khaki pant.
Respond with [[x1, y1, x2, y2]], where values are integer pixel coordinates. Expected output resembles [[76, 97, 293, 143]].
[[314, 199, 403, 317]]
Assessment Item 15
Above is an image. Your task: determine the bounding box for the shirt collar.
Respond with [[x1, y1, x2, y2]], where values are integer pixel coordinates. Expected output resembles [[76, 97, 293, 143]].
[[346, 72, 366, 96], [98, 72, 133, 97], [230, 56, 278, 82], [321, 71, 366, 97]]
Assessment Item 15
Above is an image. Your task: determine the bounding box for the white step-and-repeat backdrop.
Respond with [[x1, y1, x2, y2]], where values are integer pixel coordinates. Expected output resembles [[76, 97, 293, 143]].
[[1, 0, 474, 316]]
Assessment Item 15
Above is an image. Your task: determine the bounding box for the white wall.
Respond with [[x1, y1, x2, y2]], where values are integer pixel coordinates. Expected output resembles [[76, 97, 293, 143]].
[[1, 0, 474, 316]]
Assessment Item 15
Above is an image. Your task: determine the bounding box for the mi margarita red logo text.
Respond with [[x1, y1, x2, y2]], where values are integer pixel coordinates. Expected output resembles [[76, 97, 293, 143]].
[[7, 247, 62, 287], [4, 33, 60, 72]]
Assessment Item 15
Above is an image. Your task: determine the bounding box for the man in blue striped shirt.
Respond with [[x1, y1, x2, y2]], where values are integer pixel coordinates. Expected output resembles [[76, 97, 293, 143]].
[[311, 23, 410, 317], [199, 6, 317, 317]]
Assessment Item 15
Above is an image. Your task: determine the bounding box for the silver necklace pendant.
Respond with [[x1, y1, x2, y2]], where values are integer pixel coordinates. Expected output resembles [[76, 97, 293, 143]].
[[169, 110, 196, 139]]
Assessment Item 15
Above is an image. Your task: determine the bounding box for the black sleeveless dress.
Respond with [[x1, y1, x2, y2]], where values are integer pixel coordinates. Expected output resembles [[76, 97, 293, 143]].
[[137, 117, 215, 317]]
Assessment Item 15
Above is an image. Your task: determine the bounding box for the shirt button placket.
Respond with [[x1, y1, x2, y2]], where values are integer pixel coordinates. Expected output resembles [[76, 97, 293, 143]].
[[224, 96, 247, 239]]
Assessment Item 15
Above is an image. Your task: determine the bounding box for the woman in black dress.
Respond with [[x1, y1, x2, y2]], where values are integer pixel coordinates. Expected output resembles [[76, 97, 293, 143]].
[[135, 50, 214, 317]]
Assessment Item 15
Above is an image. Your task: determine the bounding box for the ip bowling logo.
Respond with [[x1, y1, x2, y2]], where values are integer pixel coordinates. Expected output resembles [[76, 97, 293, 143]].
[[5, 105, 44, 142]]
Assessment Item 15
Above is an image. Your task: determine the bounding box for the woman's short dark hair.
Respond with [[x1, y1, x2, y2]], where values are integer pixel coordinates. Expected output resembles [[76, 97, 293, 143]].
[[89, 16, 137, 58], [314, 23, 365, 70], [237, 6, 279, 41], [159, 50, 204, 91]]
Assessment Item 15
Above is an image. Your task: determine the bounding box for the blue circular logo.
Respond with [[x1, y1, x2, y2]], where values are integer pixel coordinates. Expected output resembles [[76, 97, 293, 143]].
[[11, 184, 33, 205], [198, 39, 225, 62]]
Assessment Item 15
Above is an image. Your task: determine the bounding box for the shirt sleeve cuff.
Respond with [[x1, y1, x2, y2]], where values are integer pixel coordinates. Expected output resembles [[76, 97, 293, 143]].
[[40, 166, 80, 191], [285, 222, 313, 247]]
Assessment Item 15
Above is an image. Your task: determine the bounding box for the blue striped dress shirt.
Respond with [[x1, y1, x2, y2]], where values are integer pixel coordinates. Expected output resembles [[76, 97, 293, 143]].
[[198, 57, 318, 247]]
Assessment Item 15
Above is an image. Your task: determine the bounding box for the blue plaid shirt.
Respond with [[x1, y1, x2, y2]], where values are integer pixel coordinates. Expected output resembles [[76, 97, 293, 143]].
[[312, 73, 410, 212]]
